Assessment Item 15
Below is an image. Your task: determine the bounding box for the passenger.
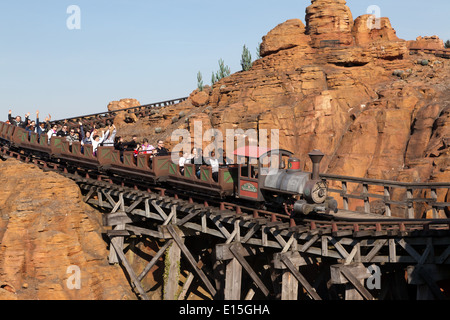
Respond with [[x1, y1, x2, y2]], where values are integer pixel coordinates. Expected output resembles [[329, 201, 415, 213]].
[[47, 124, 59, 143], [140, 138, 155, 154], [206, 150, 219, 182], [8, 110, 27, 128], [189, 147, 205, 178], [154, 140, 169, 156], [178, 151, 188, 175], [102, 124, 117, 147], [134, 143, 142, 158], [219, 148, 231, 166], [90, 130, 105, 156], [79, 122, 92, 146], [57, 123, 70, 137], [114, 136, 125, 162], [36, 111, 50, 136], [25, 120, 37, 135], [124, 135, 138, 151], [66, 127, 80, 147]]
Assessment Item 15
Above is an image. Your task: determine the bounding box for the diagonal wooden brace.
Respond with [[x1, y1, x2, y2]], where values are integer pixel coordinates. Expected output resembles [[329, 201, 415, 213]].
[[166, 225, 217, 298], [229, 242, 270, 297]]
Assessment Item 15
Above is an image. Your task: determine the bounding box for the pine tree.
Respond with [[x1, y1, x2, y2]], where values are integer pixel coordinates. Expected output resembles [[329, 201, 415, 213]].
[[211, 59, 231, 85], [241, 45, 253, 71], [445, 40, 450, 49], [197, 71, 203, 92], [256, 42, 261, 59]]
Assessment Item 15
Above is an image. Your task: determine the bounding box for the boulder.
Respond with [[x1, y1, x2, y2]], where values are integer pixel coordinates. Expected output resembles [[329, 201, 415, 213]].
[[260, 19, 311, 57]]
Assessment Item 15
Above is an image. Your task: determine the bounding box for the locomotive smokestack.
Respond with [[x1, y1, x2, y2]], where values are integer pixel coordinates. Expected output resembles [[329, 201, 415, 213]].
[[308, 149, 324, 181]]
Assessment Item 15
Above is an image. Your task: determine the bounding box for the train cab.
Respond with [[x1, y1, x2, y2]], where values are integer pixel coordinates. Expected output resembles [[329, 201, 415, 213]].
[[234, 146, 294, 202]]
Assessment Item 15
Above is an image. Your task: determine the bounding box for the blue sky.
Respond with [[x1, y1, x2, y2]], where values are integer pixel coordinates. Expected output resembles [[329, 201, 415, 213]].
[[0, 0, 449, 120]]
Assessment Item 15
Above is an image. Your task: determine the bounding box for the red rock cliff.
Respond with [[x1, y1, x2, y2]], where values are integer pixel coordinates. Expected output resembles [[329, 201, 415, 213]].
[[0, 159, 136, 300]]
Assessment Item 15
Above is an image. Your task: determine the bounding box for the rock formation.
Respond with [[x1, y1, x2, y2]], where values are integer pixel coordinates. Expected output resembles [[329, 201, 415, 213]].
[[0, 159, 136, 300], [305, 0, 354, 47], [408, 36, 445, 50]]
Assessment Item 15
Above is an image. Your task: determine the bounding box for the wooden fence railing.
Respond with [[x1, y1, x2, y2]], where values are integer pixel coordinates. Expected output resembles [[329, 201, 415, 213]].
[[321, 173, 450, 219]]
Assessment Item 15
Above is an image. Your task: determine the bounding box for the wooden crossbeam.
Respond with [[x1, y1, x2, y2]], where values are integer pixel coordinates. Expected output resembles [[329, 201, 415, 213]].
[[152, 200, 168, 220], [137, 240, 173, 282], [126, 197, 143, 213], [362, 239, 387, 263], [82, 188, 95, 203], [163, 206, 177, 226], [177, 209, 203, 226]]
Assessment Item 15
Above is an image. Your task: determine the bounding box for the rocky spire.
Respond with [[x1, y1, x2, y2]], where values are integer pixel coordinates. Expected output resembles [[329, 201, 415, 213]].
[[305, 0, 354, 48]]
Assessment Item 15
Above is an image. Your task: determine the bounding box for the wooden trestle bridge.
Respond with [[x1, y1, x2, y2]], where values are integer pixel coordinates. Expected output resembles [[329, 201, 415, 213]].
[[1, 129, 449, 301]]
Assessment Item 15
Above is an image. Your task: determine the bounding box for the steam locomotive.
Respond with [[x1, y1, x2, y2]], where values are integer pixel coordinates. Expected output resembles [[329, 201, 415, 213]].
[[0, 121, 338, 217]]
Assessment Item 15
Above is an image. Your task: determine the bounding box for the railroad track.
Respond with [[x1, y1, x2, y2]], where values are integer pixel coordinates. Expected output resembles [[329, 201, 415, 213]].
[[2, 146, 448, 240], [49, 96, 188, 127]]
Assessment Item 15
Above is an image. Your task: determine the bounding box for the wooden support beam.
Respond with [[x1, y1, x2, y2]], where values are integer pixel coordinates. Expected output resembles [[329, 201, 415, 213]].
[[340, 267, 374, 300], [362, 239, 387, 263], [108, 235, 149, 300], [281, 270, 298, 300], [137, 240, 173, 282], [163, 238, 182, 300], [280, 254, 321, 300], [178, 272, 195, 300], [229, 242, 270, 297], [125, 197, 143, 213], [152, 200, 168, 220], [407, 264, 450, 300], [166, 225, 217, 298], [177, 209, 202, 226], [417, 267, 447, 300], [331, 263, 373, 300], [82, 188, 95, 203], [163, 205, 177, 226], [225, 257, 242, 300]]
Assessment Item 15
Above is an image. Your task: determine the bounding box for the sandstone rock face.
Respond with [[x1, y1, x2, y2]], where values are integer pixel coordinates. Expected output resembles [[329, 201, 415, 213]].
[[352, 15, 400, 46], [305, 0, 354, 48], [0, 159, 136, 300], [107, 98, 142, 112], [108, 98, 141, 128], [190, 89, 210, 107], [260, 19, 311, 57], [408, 36, 445, 50]]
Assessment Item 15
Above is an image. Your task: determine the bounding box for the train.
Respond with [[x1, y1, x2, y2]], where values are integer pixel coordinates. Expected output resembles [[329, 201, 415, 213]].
[[0, 121, 338, 218]]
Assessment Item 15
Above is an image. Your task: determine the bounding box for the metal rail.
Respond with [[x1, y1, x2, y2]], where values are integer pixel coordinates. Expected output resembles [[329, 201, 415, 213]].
[[49, 96, 188, 126], [322, 173, 450, 219]]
